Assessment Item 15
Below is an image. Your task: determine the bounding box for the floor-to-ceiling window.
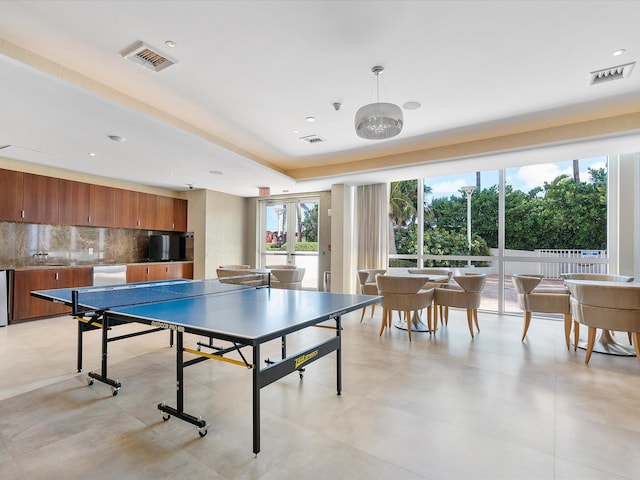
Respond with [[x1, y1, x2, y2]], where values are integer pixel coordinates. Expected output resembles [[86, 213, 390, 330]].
[[388, 155, 609, 315]]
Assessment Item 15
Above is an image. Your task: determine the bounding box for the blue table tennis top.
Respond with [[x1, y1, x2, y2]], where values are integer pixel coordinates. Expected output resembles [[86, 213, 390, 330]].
[[32, 279, 380, 345]]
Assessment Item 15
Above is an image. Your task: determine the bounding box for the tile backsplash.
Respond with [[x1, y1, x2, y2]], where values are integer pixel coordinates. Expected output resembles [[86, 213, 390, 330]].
[[0, 222, 152, 268]]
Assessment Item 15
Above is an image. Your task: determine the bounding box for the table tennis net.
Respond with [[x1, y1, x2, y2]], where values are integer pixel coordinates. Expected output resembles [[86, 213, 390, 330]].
[[72, 274, 270, 311]]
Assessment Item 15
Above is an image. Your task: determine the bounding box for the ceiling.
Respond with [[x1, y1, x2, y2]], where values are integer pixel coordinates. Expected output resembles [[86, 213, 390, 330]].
[[1, 1, 640, 197]]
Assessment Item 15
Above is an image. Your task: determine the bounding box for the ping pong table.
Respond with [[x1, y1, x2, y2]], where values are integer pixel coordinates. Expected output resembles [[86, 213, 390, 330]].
[[32, 274, 380, 454]]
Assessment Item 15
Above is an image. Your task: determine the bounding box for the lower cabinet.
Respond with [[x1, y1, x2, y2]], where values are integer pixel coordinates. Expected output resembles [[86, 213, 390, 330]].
[[12, 267, 93, 323], [126, 262, 193, 283], [11, 263, 193, 323]]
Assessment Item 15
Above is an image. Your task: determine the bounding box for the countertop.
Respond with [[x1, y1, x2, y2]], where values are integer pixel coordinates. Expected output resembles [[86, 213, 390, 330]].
[[7, 260, 193, 271]]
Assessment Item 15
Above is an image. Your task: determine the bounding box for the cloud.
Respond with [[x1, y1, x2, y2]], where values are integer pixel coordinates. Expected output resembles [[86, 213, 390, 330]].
[[429, 178, 468, 198], [512, 164, 569, 191]]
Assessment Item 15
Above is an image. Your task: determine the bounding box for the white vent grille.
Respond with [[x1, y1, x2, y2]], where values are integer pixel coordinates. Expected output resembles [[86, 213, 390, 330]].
[[589, 62, 634, 85], [120, 41, 177, 72], [299, 135, 325, 144]]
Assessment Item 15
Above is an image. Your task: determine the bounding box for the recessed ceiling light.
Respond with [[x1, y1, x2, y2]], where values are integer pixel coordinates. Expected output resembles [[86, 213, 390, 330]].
[[402, 101, 421, 110], [613, 49, 626, 56], [88, 152, 96, 157], [292, 129, 300, 133], [169, 172, 175, 176], [107, 135, 126, 142], [305, 116, 316, 122], [209, 170, 223, 175], [165, 40, 177, 48]]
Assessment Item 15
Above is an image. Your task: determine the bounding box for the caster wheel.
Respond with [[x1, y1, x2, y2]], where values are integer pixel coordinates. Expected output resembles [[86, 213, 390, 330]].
[[162, 412, 170, 421], [87, 378, 94, 386], [197, 426, 208, 437], [111, 387, 120, 396]]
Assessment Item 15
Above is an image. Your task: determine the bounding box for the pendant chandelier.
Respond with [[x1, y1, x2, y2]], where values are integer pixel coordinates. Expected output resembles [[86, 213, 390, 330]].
[[355, 66, 403, 140]]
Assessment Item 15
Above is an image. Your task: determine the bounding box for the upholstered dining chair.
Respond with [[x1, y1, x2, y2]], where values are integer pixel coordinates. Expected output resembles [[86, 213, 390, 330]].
[[408, 268, 452, 321], [357, 269, 386, 321], [376, 274, 434, 342], [433, 274, 486, 338], [219, 264, 250, 270], [560, 273, 634, 283], [561, 273, 634, 349], [566, 280, 640, 364], [270, 267, 305, 289], [512, 274, 572, 348]]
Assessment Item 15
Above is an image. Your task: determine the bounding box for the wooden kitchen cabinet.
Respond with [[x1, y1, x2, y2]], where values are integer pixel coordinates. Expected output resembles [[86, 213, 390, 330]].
[[126, 262, 193, 283], [12, 267, 93, 322], [173, 198, 188, 231], [2, 169, 187, 231], [22, 173, 60, 225], [0, 170, 59, 224], [89, 184, 115, 227], [0, 168, 23, 222], [114, 188, 140, 229], [138, 193, 187, 231], [59, 179, 91, 226]]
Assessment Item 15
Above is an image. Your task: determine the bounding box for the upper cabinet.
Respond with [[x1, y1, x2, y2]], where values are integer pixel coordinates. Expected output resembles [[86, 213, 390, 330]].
[[1, 168, 187, 231], [173, 198, 188, 231], [59, 179, 91, 226], [139, 193, 187, 231], [22, 173, 60, 224], [114, 188, 140, 229], [0, 169, 24, 222], [59, 181, 115, 227], [0, 169, 59, 224], [88, 184, 115, 227]]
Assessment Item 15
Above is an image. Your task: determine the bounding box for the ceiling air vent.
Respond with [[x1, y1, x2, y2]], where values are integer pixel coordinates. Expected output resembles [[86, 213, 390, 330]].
[[299, 135, 325, 144], [120, 41, 178, 72], [589, 62, 634, 85]]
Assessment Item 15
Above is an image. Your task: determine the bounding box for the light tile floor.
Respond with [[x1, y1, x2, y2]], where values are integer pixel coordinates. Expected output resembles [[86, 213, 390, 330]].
[[1, 308, 639, 480]]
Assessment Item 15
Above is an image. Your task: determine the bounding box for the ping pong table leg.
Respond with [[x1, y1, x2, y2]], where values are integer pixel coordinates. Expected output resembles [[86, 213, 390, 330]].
[[336, 316, 342, 395], [86, 315, 121, 396], [77, 319, 83, 372], [157, 331, 208, 437], [253, 344, 261, 455]]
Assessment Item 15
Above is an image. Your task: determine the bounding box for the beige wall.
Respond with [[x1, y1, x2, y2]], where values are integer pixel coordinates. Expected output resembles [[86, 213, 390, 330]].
[[330, 184, 356, 294], [191, 190, 248, 279], [616, 153, 640, 279], [317, 191, 332, 291]]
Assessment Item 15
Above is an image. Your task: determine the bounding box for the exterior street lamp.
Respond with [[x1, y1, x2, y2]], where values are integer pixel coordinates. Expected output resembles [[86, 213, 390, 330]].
[[274, 207, 285, 247], [461, 186, 477, 266]]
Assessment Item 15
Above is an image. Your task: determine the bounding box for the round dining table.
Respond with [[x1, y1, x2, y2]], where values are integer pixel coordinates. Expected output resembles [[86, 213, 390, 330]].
[[390, 273, 450, 332]]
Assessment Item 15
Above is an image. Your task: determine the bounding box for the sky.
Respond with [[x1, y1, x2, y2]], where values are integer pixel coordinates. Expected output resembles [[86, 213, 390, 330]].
[[426, 156, 607, 202]]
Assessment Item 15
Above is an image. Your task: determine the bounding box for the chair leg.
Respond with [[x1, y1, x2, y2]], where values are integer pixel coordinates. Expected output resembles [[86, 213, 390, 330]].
[[585, 326, 597, 365], [406, 310, 412, 342], [444, 306, 449, 325], [466, 309, 474, 338], [633, 332, 640, 362], [432, 303, 438, 333], [573, 321, 580, 351], [473, 310, 479, 332], [379, 309, 387, 336], [563, 314, 572, 350], [370, 304, 377, 318], [360, 307, 366, 322], [427, 306, 432, 333], [521, 312, 532, 342]]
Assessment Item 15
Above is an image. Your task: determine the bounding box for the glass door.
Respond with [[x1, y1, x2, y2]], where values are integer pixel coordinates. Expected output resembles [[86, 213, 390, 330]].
[[260, 197, 319, 290]]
